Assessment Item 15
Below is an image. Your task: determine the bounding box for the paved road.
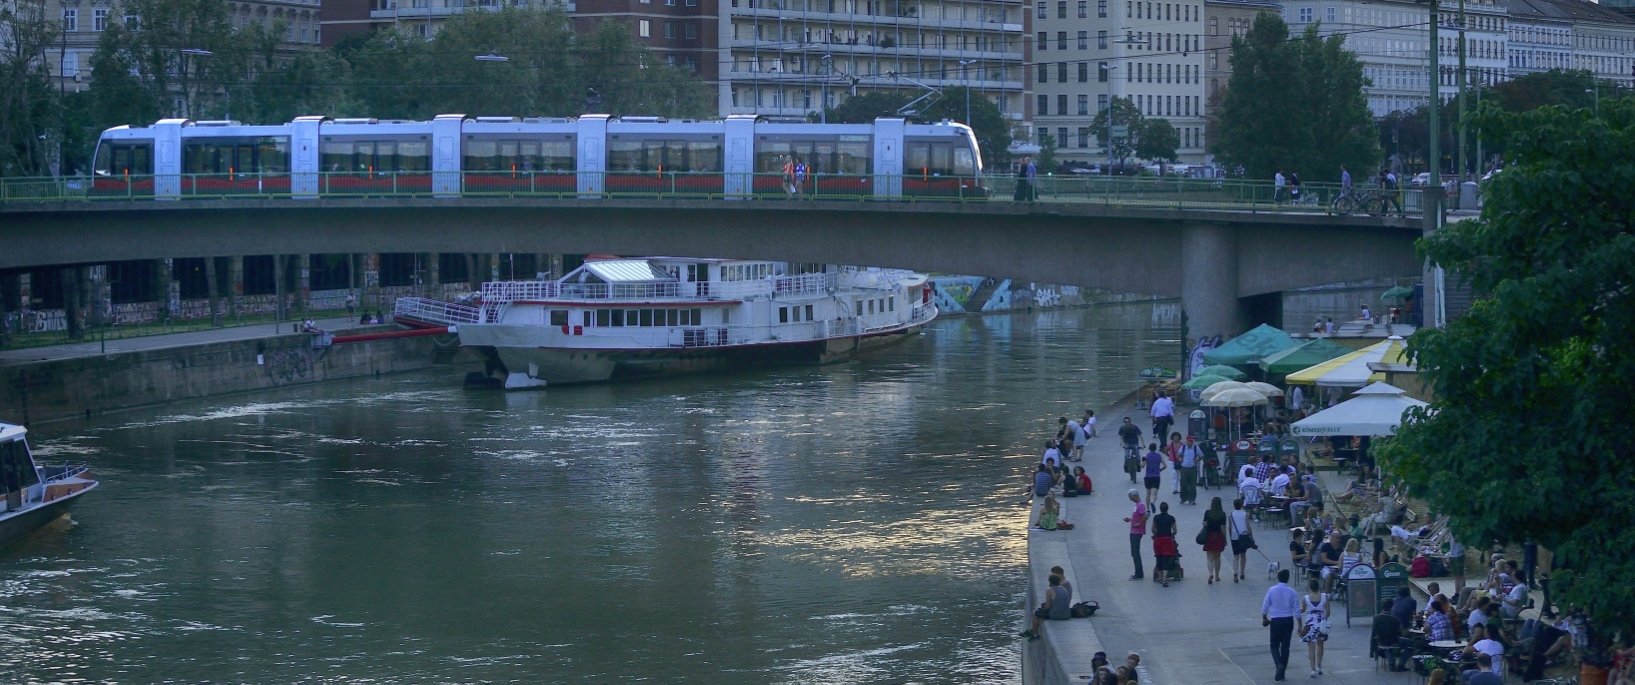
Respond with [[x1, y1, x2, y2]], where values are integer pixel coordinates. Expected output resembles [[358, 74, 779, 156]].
[[1040, 401, 1421, 685], [0, 316, 366, 366]]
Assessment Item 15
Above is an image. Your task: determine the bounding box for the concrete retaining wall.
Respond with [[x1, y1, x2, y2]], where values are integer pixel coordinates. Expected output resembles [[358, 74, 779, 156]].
[[0, 326, 474, 424]]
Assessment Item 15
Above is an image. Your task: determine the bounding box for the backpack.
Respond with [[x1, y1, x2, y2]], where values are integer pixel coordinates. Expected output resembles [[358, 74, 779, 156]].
[[1070, 601, 1099, 618]]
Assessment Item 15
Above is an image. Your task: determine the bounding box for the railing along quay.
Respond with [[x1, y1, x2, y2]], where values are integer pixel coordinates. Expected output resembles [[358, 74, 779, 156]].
[[0, 172, 1430, 216]]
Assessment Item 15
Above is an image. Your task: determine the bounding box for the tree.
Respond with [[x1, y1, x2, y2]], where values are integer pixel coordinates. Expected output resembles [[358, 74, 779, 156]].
[[1089, 97, 1142, 164], [87, 0, 256, 126], [1214, 12, 1380, 182], [1380, 97, 1635, 639], [1490, 69, 1598, 113], [0, 0, 63, 175], [1135, 117, 1179, 163], [823, 91, 912, 123], [823, 86, 1011, 168]]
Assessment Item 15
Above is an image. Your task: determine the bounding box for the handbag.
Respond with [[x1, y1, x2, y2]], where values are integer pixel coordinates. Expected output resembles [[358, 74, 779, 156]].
[[1196, 528, 1209, 546]]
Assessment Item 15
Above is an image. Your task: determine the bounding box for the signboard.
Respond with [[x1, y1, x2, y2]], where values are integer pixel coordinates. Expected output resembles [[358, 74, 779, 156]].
[[1344, 563, 1378, 627], [1377, 562, 1410, 612], [1110, 125, 1129, 139]]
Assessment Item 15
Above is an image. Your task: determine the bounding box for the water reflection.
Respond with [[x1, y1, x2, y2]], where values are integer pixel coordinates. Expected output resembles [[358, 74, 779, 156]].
[[1, 303, 1176, 682]]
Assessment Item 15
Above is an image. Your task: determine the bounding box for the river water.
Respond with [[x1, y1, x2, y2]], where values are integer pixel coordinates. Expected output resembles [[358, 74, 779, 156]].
[[2, 303, 1176, 683]]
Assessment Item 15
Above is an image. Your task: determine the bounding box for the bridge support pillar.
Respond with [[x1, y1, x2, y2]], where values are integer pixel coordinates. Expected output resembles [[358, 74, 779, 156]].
[[229, 256, 244, 318], [296, 254, 311, 315], [1180, 222, 1245, 340], [426, 253, 441, 298]]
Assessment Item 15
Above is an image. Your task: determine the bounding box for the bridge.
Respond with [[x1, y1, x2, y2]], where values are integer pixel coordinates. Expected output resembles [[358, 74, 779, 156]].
[[0, 175, 1430, 339]]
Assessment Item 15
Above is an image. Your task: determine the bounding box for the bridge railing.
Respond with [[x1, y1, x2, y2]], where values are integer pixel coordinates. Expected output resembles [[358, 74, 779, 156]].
[[0, 171, 1428, 215]]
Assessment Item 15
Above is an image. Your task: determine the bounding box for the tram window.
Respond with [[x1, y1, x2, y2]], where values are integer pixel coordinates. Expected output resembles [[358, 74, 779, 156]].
[[93, 141, 154, 176], [954, 147, 975, 175], [463, 137, 575, 172], [321, 137, 430, 173], [183, 137, 291, 175], [607, 138, 722, 172], [837, 139, 871, 174], [550, 310, 569, 326]]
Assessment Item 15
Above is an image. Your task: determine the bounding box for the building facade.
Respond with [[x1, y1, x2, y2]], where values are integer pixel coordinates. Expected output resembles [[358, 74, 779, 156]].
[[1032, 0, 1207, 166], [1506, 0, 1571, 76], [1203, 0, 1276, 158]]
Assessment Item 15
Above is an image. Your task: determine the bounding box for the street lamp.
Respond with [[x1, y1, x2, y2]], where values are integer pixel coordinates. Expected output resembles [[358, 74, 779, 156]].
[[475, 52, 509, 62], [1099, 63, 1120, 171], [958, 59, 976, 127], [180, 48, 213, 119], [1585, 86, 1598, 113], [820, 55, 832, 123]]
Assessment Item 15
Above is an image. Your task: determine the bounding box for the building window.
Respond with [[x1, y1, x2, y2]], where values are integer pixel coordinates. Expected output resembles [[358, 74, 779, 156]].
[[1298, 7, 1312, 23], [93, 8, 108, 31], [1098, 0, 1106, 17], [1037, 62, 1048, 82], [1039, 129, 1051, 146], [1058, 127, 1069, 148], [639, 20, 650, 37], [1098, 93, 1108, 111], [1057, 95, 1068, 115], [686, 22, 696, 39], [62, 51, 79, 77], [1098, 30, 1107, 49], [1037, 1, 1046, 18], [1098, 60, 1108, 81], [1058, 61, 1067, 82], [1078, 126, 1089, 147], [1037, 31, 1047, 51], [1078, 62, 1088, 81], [665, 21, 675, 38], [1037, 94, 1049, 115], [62, 8, 77, 31], [1057, 31, 1066, 50], [1058, 0, 1067, 18], [1078, 0, 1087, 17], [1325, 6, 1335, 22], [1077, 93, 1088, 114], [1078, 30, 1087, 49]]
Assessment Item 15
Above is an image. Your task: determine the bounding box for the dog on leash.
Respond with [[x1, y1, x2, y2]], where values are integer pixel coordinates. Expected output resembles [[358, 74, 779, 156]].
[[1266, 561, 1281, 580]]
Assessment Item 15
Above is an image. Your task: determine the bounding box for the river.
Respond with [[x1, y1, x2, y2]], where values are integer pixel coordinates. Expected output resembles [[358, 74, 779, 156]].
[[1, 303, 1178, 682]]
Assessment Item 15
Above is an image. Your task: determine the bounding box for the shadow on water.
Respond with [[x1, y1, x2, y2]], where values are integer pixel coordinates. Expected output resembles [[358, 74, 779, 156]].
[[0, 303, 1177, 682]]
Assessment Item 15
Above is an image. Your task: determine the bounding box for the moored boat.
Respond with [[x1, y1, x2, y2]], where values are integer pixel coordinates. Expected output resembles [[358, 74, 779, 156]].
[[395, 258, 938, 387], [0, 422, 98, 550]]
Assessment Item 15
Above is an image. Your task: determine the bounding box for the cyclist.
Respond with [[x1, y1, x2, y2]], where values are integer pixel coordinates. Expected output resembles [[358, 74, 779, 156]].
[[1340, 165, 1353, 200], [1118, 417, 1144, 483]]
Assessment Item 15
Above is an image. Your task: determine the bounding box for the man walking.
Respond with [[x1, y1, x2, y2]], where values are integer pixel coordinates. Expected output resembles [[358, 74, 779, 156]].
[[1262, 568, 1299, 681], [1125, 489, 1148, 581], [1014, 156, 1038, 202], [1179, 435, 1202, 505], [1274, 169, 1287, 204], [1073, 410, 1096, 461], [1149, 390, 1174, 449], [1340, 164, 1352, 197]]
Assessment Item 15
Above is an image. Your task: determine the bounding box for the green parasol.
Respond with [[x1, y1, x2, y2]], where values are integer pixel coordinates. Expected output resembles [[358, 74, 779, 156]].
[[1197, 364, 1248, 380], [1257, 338, 1353, 375], [1380, 285, 1414, 300], [1201, 324, 1298, 365], [1182, 374, 1233, 390]]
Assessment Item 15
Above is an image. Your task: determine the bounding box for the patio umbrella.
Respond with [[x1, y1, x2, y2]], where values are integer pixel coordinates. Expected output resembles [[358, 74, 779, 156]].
[[1201, 324, 1298, 365], [1258, 338, 1352, 375], [1182, 374, 1233, 390], [1201, 380, 1249, 400], [1198, 364, 1248, 380], [1203, 388, 1269, 407], [1291, 382, 1427, 436], [1284, 338, 1407, 388], [1244, 381, 1284, 397], [1380, 285, 1414, 301]]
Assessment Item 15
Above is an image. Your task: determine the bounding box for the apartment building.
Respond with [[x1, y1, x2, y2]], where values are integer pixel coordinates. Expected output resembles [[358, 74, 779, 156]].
[[1033, 0, 1207, 165], [1554, 0, 1634, 86], [1202, 0, 1275, 159], [1506, 0, 1571, 75], [1434, 0, 1509, 93], [719, 0, 1027, 120]]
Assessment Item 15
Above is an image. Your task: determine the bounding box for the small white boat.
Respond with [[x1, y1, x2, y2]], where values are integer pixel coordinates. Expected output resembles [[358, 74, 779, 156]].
[[396, 258, 938, 387], [0, 422, 98, 549]]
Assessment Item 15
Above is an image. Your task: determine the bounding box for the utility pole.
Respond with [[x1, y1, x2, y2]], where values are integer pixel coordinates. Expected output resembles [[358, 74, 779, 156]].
[[1428, 0, 1440, 196], [1456, 0, 1466, 182]]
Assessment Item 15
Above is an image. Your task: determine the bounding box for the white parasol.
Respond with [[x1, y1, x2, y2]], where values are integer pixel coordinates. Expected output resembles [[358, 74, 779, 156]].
[[1200, 380, 1249, 401], [1290, 382, 1428, 436], [1244, 381, 1285, 397], [1202, 387, 1270, 407]]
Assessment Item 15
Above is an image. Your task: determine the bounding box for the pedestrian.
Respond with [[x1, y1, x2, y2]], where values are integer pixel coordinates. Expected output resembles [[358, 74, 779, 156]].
[[794, 159, 807, 195], [1041, 439, 1062, 470], [1118, 417, 1143, 483], [1125, 489, 1147, 581], [1165, 432, 1184, 495], [1073, 466, 1093, 495], [1058, 417, 1080, 462], [1179, 435, 1202, 504], [1032, 463, 1053, 498], [1202, 496, 1228, 583], [1142, 442, 1165, 506], [1052, 565, 1074, 603], [1289, 172, 1303, 204], [1274, 169, 1287, 204], [1340, 164, 1352, 196], [782, 156, 796, 197], [345, 292, 357, 315], [1373, 598, 1414, 671], [1149, 390, 1174, 446], [1230, 497, 1254, 583], [1360, 303, 1372, 321], [1325, 317, 1335, 334], [1020, 573, 1071, 640], [1014, 156, 1038, 202], [1263, 568, 1299, 681], [1300, 577, 1330, 677], [1152, 501, 1178, 587]]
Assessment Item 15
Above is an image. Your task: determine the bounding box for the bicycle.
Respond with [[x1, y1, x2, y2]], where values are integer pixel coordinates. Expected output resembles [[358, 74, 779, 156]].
[[1123, 443, 1142, 483], [1332, 186, 1400, 217]]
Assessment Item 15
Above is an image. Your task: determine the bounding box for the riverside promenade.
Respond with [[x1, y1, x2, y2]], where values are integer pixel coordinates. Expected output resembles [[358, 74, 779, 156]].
[[1023, 399, 1423, 685]]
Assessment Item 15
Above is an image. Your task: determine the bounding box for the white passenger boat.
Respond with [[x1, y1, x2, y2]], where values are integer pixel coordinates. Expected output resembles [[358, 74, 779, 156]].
[[395, 258, 938, 387], [0, 422, 98, 549]]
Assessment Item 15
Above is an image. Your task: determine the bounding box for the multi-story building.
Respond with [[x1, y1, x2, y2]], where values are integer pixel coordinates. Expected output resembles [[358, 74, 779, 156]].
[[1437, 0, 1509, 93], [1558, 0, 1634, 86], [1280, 0, 1431, 116], [1203, 0, 1277, 157], [1032, 0, 1207, 166], [1505, 0, 1570, 75], [719, 0, 1027, 120]]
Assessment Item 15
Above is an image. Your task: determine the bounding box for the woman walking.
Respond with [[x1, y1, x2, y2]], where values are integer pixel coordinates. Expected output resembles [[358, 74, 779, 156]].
[[1300, 578, 1330, 677], [1152, 502, 1178, 587], [1229, 497, 1253, 582], [1202, 496, 1228, 583]]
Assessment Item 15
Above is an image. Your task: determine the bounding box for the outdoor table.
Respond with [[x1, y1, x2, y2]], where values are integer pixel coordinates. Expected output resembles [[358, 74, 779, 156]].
[[1429, 640, 1468, 649]]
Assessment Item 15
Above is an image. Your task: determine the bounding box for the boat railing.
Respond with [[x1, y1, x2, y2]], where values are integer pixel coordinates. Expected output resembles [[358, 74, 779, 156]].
[[37, 462, 89, 483], [481, 280, 561, 302], [394, 297, 482, 326]]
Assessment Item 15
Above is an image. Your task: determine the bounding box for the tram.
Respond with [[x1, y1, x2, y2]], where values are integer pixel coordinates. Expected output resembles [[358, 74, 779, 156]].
[[91, 114, 984, 200]]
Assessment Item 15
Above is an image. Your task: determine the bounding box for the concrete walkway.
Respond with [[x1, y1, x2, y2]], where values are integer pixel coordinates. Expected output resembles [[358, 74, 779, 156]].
[[0, 316, 365, 366], [1027, 400, 1422, 685]]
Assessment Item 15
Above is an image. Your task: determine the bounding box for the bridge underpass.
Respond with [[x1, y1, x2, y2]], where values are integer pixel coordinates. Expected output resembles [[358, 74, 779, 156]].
[[0, 198, 1424, 340]]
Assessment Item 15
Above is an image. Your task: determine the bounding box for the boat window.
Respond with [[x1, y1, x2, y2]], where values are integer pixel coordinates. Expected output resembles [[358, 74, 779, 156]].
[[610, 309, 624, 326], [625, 309, 639, 326], [596, 309, 610, 326], [805, 304, 814, 320], [550, 310, 569, 326], [582, 311, 591, 327], [779, 307, 789, 323], [889, 296, 896, 311], [640, 309, 653, 327], [0, 440, 41, 492]]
